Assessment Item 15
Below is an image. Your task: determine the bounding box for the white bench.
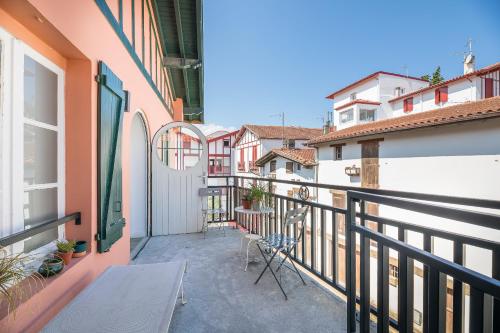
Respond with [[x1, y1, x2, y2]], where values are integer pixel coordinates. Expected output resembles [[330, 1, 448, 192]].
[[42, 261, 187, 333]]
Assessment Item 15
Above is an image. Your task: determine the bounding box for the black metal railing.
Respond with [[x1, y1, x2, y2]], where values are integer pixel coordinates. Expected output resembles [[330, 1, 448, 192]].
[[0, 213, 81, 248], [207, 175, 500, 332]]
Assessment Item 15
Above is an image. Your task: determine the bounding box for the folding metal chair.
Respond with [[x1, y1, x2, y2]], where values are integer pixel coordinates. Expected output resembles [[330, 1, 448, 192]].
[[254, 206, 309, 300], [199, 188, 226, 237]]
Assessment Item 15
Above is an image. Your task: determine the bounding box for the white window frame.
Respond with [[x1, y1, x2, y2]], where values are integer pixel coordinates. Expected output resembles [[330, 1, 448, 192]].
[[339, 108, 354, 124], [359, 108, 376, 123], [0, 27, 65, 256]]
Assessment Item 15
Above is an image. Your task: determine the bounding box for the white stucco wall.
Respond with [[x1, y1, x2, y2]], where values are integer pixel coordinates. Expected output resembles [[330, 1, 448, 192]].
[[260, 156, 316, 199]]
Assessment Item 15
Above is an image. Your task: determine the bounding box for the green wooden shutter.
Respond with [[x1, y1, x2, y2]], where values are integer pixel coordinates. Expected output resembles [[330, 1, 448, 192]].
[[97, 61, 126, 253]]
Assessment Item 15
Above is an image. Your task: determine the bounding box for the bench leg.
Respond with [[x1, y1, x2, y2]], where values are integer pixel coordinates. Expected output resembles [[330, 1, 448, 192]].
[[180, 281, 187, 305]]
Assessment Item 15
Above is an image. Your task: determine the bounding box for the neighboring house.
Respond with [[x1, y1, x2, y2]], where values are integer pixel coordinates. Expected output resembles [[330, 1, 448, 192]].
[[308, 96, 500, 331], [233, 125, 322, 180], [255, 148, 317, 200], [390, 62, 500, 116], [326, 72, 429, 130], [207, 130, 238, 177]]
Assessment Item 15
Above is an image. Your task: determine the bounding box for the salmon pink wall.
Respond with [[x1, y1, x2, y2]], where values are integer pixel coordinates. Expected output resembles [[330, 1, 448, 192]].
[[0, 1, 175, 331]]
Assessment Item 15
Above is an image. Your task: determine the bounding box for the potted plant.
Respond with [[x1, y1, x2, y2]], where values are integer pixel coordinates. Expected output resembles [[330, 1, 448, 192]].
[[0, 248, 43, 315], [72, 241, 88, 258], [249, 183, 267, 210], [241, 193, 252, 209], [56, 240, 76, 265], [38, 256, 64, 277]]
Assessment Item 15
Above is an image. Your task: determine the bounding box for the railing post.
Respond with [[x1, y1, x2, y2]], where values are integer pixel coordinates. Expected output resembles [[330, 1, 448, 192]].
[[346, 191, 357, 333], [493, 247, 500, 332]]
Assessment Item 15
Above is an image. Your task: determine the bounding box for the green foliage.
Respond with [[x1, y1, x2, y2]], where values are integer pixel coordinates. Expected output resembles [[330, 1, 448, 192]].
[[56, 240, 76, 253], [249, 183, 267, 203], [0, 248, 44, 316], [421, 67, 444, 85]]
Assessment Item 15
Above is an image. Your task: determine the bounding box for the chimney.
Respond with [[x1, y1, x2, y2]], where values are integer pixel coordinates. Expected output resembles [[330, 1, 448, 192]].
[[463, 54, 475, 74]]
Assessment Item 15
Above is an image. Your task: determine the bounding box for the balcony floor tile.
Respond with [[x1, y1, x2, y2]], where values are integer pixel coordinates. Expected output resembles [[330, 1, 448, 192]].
[[133, 227, 348, 332]]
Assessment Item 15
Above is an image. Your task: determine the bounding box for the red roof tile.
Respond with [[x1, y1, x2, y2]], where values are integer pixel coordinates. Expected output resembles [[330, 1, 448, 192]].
[[326, 71, 428, 99], [233, 125, 323, 146], [308, 96, 500, 145], [336, 99, 381, 111], [389, 62, 500, 103], [255, 148, 317, 167]]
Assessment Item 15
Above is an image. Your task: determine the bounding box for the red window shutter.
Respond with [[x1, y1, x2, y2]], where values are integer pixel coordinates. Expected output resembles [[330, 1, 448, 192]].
[[404, 98, 413, 112], [440, 86, 448, 103], [240, 149, 244, 163], [485, 78, 494, 98], [252, 146, 257, 160], [435, 89, 440, 104]]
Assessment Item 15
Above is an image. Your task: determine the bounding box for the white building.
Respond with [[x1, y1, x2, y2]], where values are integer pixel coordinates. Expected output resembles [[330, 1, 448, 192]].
[[233, 125, 322, 179], [326, 71, 429, 130], [255, 148, 317, 200], [207, 130, 238, 177], [308, 96, 500, 331], [390, 62, 500, 116]]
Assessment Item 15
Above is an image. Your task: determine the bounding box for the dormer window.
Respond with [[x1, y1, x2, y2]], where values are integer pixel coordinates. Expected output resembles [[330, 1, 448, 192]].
[[340, 109, 354, 124], [350, 93, 357, 101], [394, 87, 405, 97]]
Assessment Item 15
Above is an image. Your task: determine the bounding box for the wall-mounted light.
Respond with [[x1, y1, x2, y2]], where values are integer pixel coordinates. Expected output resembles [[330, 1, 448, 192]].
[[345, 165, 360, 176]]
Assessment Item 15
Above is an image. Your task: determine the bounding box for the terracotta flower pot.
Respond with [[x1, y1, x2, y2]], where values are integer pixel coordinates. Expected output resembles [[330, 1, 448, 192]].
[[57, 250, 73, 265], [72, 241, 87, 258], [242, 199, 251, 209]]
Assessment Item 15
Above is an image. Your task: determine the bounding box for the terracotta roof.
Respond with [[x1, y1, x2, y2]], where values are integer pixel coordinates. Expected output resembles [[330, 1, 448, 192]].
[[307, 96, 500, 146], [389, 62, 500, 103], [206, 130, 238, 142], [326, 71, 428, 99], [336, 99, 381, 111], [255, 148, 317, 167], [233, 125, 323, 146]]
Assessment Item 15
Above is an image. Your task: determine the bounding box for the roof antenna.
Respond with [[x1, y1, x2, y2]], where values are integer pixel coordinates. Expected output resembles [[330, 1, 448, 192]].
[[463, 37, 475, 74], [270, 112, 285, 147]]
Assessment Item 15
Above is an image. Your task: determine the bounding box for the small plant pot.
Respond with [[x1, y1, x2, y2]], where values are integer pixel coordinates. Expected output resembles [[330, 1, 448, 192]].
[[241, 199, 252, 210], [38, 257, 64, 277], [73, 241, 87, 256], [251, 200, 261, 211], [57, 250, 73, 265]]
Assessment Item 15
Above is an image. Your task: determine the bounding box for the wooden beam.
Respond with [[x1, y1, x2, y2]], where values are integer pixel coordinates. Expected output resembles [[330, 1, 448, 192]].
[[173, 0, 191, 107]]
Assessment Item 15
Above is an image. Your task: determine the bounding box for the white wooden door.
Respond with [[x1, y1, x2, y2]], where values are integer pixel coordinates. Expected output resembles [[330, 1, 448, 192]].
[[152, 122, 207, 235]]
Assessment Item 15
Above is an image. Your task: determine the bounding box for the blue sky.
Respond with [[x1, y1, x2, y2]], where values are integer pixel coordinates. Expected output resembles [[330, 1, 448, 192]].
[[202, 0, 500, 130]]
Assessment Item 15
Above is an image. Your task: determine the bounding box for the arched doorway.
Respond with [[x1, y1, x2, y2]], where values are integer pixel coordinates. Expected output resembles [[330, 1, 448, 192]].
[[130, 112, 149, 257]]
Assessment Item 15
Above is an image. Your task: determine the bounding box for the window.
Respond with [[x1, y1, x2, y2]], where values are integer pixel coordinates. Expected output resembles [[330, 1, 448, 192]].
[[238, 148, 245, 170], [484, 78, 494, 98], [286, 162, 293, 174], [270, 160, 276, 173], [350, 92, 357, 101], [296, 163, 301, 171], [223, 139, 230, 147], [403, 97, 413, 112], [287, 139, 295, 148], [394, 87, 405, 96], [359, 109, 375, 122], [339, 109, 353, 124], [334, 146, 343, 160], [435, 86, 448, 104], [0, 29, 65, 254]]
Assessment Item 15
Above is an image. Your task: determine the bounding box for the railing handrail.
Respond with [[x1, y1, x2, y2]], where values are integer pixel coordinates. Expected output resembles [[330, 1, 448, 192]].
[[216, 175, 500, 210], [0, 212, 81, 248]]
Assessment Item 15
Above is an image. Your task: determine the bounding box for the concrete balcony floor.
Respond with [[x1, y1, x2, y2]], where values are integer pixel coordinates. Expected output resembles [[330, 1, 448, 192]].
[[132, 226, 348, 332]]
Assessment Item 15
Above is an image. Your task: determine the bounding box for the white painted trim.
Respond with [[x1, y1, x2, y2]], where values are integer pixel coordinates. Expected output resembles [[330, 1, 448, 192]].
[[0, 27, 65, 252]]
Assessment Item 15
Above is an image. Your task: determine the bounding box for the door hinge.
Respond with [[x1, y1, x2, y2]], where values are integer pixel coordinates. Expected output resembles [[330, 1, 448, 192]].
[[95, 74, 106, 84], [95, 233, 101, 241]]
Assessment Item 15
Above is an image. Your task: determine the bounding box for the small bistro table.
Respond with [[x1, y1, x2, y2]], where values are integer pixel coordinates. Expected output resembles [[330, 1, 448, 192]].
[[235, 206, 273, 271]]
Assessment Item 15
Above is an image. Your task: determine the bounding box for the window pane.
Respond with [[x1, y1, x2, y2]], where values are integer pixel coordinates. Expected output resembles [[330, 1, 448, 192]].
[[24, 124, 57, 185], [24, 55, 58, 125], [23, 188, 58, 252], [155, 126, 203, 170]]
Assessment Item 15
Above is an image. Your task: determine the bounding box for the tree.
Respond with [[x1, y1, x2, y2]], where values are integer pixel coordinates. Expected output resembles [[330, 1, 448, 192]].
[[431, 66, 444, 85], [421, 67, 444, 85]]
